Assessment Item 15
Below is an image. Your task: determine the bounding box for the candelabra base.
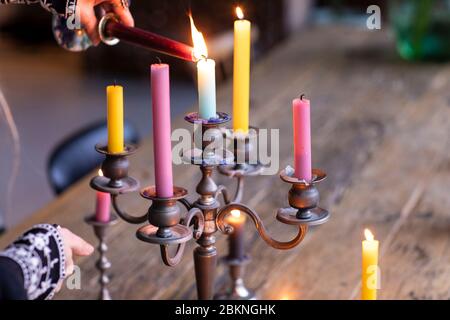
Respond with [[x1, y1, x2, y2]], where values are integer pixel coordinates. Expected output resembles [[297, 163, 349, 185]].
[[214, 285, 257, 301], [214, 255, 256, 300]]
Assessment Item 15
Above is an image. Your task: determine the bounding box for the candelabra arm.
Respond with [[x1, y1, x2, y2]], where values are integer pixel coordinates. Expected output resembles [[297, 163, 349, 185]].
[[160, 207, 205, 266], [160, 244, 184, 267], [215, 176, 244, 205], [215, 185, 230, 205], [233, 176, 244, 203], [112, 194, 148, 224], [216, 203, 308, 250], [178, 198, 193, 211], [182, 207, 205, 239]]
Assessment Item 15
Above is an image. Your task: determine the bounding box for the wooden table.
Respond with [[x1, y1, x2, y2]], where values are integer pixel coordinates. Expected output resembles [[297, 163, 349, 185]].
[[1, 25, 450, 300]]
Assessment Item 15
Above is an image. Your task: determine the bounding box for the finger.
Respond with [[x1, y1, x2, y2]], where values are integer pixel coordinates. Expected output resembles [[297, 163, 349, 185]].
[[70, 233, 95, 257], [80, 4, 101, 45], [110, 0, 134, 27], [62, 228, 95, 256]]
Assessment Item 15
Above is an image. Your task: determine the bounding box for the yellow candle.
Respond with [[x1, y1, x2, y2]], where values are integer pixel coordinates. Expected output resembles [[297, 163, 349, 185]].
[[362, 228, 379, 300], [106, 85, 124, 153], [233, 6, 251, 134]]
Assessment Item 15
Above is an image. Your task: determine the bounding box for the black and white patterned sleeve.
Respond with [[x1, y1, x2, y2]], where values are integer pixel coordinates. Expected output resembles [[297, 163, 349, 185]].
[[0, 0, 40, 4], [0, 0, 77, 19], [0, 224, 66, 300]]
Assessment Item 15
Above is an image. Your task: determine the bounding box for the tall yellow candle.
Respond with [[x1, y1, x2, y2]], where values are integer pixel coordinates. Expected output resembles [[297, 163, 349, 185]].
[[233, 6, 251, 134], [362, 228, 379, 300], [106, 85, 124, 154]]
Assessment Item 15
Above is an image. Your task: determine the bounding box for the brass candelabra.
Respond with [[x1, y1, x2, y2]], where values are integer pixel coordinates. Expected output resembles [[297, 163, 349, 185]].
[[87, 111, 330, 300]]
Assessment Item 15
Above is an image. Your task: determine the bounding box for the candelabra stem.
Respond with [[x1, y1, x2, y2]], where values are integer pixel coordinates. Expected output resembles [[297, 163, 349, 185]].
[[193, 233, 217, 300], [96, 230, 112, 300], [85, 214, 118, 300], [192, 165, 221, 299]]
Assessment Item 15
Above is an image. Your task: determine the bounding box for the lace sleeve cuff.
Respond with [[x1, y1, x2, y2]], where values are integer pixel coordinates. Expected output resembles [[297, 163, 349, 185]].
[[0, 224, 66, 300], [0, 0, 77, 19], [0, 1, 40, 5], [40, 0, 77, 18]]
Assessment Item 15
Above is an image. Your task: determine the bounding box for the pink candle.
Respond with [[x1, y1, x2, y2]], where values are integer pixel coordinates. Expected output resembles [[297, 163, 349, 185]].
[[95, 191, 111, 222], [292, 96, 312, 181], [151, 63, 174, 197]]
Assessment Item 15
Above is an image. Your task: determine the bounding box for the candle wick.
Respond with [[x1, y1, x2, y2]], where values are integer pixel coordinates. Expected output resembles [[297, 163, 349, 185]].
[[300, 94, 306, 100], [156, 56, 162, 64], [201, 54, 207, 61], [114, 79, 117, 87]]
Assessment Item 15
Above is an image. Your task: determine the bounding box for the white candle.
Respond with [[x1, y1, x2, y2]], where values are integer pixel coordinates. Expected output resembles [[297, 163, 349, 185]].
[[197, 58, 217, 119], [190, 14, 217, 120]]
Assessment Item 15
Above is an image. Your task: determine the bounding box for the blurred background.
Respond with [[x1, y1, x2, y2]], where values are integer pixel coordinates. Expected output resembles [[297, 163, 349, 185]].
[[0, 0, 449, 231]]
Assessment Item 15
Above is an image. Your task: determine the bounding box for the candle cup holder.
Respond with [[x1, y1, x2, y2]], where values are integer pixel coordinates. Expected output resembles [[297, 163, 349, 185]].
[[137, 185, 204, 267], [219, 127, 264, 177], [136, 186, 192, 245], [216, 167, 330, 251], [184, 111, 231, 127], [84, 213, 119, 300], [182, 148, 235, 167], [215, 255, 256, 300], [277, 168, 330, 226], [183, 112, 234, 167], [90, 144, 139, 195]]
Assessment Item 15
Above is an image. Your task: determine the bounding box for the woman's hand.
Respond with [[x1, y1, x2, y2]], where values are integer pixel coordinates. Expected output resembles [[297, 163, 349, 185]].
[[78, 0, 134, 45], [58, 227, 94, 276]]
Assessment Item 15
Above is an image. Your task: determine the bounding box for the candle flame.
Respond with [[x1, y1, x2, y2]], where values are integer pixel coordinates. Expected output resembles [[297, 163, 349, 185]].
[[364, 228, 374, 241], [189, 14, 208, 61], [98, 169, 103, 177], [277, 288, 296, 300], [236, 6, 244, 19], [230, 209, 241, 218]]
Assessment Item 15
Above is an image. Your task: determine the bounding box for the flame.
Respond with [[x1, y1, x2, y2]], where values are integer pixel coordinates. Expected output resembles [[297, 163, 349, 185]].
[[98, 169, 103, 177], [189, 14, 208, 61], [277, 288, 295, 300], [364, 228, 374, 241], [236, 6, 244, 19], [230, 209, 241, 218]]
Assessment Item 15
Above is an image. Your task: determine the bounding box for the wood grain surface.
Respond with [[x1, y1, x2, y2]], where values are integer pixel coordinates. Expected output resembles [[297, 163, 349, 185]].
[[1, 25, 449, 300]]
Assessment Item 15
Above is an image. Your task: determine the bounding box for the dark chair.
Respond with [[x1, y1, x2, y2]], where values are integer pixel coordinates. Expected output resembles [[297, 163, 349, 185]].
[[47, 120, 140, 195]]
